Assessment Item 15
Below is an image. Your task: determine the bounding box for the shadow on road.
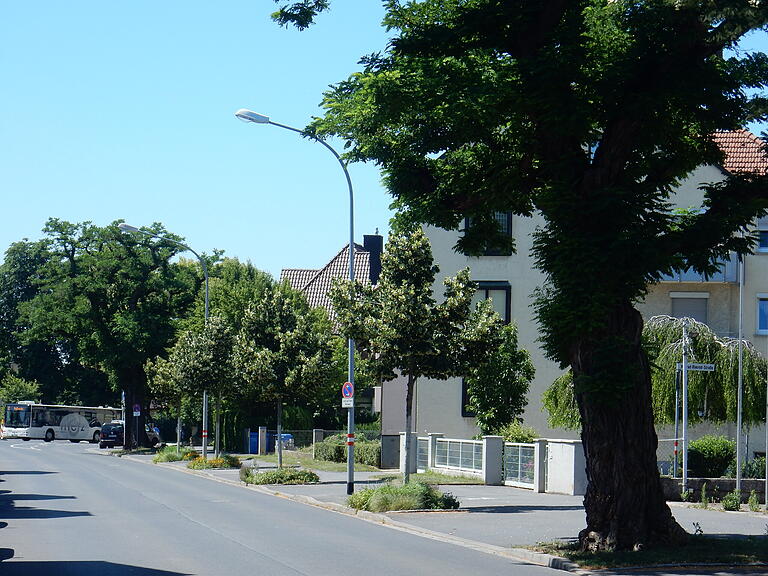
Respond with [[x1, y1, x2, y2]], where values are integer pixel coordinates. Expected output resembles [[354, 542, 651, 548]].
[[0, 561, 191, 575], [464, 504, 584, 513]]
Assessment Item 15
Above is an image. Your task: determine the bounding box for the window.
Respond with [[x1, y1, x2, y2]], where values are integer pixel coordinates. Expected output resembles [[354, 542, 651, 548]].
[[464, 212, 513, 256], [757, 294, 768, 334], [471, 281, 511, 323], [670, 292, 709, 324], [758, 217, 768, 253]]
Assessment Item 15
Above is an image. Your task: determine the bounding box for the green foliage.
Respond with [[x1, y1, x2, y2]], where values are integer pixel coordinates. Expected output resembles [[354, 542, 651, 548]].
[[313, 435, 381, 467], [680, 490, 692, 502], [721, 490, 741, 512], [699, 483, 709, 509], [541, 371, 581, 430], [152, 445, 197, 463], [742, 457, 766, 480], [688, 436, 736, 478], [464, 321, 534, 434], [186, 454, 241, 469], [245, 468, 320, 485], [347, 482, 460, 512], [271, 0, 329, 30], [0, 374, 40, 404], [495, 420, 538, 443], [748, 490, 761, 512]]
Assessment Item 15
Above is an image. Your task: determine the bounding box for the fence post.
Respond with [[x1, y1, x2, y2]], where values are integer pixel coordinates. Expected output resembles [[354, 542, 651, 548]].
[[482, 436, 504, 485], [258, 426, 268, 456], [428, 433, 444, 469], [399, 432, 417, 475], [312, 429, 324, 460], [534, 439, 547, 493]]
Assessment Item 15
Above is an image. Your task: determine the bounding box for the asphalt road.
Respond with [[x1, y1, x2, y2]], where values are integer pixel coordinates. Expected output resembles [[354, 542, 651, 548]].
[[0, 439, 565, 576]]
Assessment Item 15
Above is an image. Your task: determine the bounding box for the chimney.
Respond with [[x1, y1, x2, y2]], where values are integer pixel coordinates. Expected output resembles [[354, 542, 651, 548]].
[[363, 233, 383, 285]]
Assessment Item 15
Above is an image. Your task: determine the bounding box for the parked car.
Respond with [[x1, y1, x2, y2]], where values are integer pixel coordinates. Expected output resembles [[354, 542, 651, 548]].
[[99, 421, 124, 448], [98, 420, 161, 448]]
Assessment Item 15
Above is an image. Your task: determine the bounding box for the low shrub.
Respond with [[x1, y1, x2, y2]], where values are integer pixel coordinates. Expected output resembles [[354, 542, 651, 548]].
[[314, 435, 380, 467], [182, 450, 199, 461], [495, 421, 538, 443], [688, 435, 735, 478], [347, 482, 460, 512], [246, 468, 320, 485], [721, 490, 741, 512], [152, 446, 197, 463], [186, 454, 241, 470], [748, 490, 761, 512]]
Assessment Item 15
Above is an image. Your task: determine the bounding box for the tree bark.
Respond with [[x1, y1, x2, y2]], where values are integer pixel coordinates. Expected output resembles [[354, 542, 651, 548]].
[[403, 374, 416, 484], [573, 302, 687, 551]]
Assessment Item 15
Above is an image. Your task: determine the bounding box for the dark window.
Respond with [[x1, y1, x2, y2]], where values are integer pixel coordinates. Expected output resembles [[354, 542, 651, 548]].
[[464, 212, 513, 256], [472, 281, 512, 323], [461, 379, 474, 418]]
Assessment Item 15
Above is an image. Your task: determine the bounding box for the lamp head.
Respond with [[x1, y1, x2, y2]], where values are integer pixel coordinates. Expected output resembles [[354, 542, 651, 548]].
[[235, 109, 270, 124], [118, 223, 140, 233]]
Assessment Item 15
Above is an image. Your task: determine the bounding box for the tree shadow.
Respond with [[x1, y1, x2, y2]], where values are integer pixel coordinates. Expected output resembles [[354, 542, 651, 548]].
[[0, 561, 191, 575]]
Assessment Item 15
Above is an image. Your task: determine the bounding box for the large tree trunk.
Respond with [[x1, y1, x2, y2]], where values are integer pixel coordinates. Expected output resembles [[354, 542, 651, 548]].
[[573, 302, 687, 551]]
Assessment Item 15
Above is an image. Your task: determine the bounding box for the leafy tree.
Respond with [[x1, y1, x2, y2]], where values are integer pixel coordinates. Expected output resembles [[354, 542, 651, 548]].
[[18, 219, 199, 447], [299, 0, 768, 550], [0, 374, 40, 404], [330, 227, 504, 483], [234, 282, 335, 467], [464, 321, 534, 435], [543, 315, 768, 430]]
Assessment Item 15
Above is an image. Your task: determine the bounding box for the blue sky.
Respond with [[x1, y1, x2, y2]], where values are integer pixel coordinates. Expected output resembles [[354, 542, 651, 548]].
[[2, 4, 767, 279], [0, 1, 393, 279]]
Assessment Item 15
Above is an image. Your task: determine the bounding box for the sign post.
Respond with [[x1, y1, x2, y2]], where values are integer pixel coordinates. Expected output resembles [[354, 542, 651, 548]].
[[132, 403, 140, 449], [342, 381, 355, 491]]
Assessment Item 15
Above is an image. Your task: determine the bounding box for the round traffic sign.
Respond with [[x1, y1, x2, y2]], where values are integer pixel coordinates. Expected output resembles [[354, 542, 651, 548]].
[[341, 381, 354, 398]]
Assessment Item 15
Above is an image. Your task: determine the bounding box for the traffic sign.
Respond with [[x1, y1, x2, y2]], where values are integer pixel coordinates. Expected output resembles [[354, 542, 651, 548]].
[[342, 397, 354, 408], [341, 381, 354, 398], [676, 362, 715, 372], [132, 403, 141, 417]]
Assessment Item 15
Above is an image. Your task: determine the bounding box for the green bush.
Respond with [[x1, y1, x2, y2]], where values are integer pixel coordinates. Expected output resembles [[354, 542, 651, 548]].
[[688, 435, 735, 478], [721, 490, 741, 512], [313, 435, 381, 467], [495, 420, 538, 443], [246, 468, 320, 485], [347, 482, 460, 512], [186, 454, 241, 470], [748, 490, 761, 512], [742, 457, 766, 479], [152, 445, 197, 463]]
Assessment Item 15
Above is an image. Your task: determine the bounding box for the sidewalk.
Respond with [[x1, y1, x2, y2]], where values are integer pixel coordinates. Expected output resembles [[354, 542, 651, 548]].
[[123, 452, 768, 573]]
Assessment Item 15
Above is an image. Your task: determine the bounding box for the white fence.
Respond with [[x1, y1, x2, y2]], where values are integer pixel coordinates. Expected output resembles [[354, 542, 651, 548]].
[[410, 433, 548, 490]]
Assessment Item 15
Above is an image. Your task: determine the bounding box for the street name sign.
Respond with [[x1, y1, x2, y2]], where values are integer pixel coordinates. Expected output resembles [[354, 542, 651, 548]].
[[676, 362, 715, 372]]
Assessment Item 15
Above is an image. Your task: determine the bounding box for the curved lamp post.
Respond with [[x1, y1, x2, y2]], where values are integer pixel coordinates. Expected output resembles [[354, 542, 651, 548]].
[[118, 223, 211, 459], [235, 109, 357, 495]]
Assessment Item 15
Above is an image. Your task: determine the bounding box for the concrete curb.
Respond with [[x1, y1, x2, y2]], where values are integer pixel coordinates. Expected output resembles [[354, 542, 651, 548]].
[[116, 452, 581, 572]]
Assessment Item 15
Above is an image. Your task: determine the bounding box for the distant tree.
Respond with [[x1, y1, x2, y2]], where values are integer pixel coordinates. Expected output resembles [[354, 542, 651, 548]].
[[464, 320, 534, 435], [543, 315, 768, 429], [0, 374, 40, 405], [330, 227, 504, 483], [271, 0, 330, 30], [18, 219, 199, 447], [234, 282, 335, 467]]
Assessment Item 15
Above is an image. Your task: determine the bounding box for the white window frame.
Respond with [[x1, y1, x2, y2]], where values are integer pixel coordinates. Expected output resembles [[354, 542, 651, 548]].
[[757, 217, 768, 253]]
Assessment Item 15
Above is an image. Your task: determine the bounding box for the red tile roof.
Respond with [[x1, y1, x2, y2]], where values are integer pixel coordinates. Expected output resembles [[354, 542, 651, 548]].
[[713, 129, 768, 175], [281, 244, 372, 321]]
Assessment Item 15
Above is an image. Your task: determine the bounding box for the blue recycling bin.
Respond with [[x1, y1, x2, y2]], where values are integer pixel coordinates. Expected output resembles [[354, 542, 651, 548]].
[[248, 432, 293, 453]]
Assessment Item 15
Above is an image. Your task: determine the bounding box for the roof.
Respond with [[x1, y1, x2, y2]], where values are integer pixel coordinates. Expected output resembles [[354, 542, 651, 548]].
[[713, 129, 768, 175], [281, 244, 372, 321]]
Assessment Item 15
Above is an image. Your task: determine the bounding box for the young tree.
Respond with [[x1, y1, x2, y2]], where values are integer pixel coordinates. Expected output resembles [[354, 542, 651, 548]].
[[234, 283, 335, 467], [330, 227, 506, 483], [464, 321, 535, 435], [299, 0, 768, 550], [18, 219, 199, 447]]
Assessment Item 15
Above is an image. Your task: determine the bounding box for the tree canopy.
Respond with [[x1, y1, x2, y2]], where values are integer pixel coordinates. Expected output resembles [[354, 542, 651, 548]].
[[287, 0, 768, 551]]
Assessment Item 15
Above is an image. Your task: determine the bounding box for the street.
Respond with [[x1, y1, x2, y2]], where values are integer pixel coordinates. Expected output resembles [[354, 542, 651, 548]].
[[0, 440, 561, 576]]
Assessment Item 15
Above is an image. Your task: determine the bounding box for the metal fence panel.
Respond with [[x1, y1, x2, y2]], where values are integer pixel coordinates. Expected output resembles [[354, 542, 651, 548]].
[[417, 437, 428, 471], [504, 442, 536, 488]]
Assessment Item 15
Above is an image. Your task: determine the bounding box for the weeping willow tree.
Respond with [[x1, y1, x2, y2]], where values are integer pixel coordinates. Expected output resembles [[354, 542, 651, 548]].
[[543, 315, 768, 429]]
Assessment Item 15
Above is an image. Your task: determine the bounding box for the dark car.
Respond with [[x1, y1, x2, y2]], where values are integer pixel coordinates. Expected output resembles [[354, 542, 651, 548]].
[[99, 421, 124, 448]]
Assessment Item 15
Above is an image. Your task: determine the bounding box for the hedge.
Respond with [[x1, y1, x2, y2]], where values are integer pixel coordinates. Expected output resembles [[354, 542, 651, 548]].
[[314, 435, 380, 467]]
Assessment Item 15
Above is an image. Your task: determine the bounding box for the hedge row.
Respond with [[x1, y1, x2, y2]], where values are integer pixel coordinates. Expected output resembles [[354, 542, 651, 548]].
[[314, 435, 381, 467]]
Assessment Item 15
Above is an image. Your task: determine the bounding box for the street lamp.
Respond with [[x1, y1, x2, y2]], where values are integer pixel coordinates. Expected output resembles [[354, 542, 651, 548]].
[[235, 108, 357, 495], [118, 223, 211, 459]]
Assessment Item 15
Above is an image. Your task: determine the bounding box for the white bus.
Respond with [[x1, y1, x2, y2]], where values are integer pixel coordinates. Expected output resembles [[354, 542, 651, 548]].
[[3, 402, 121, 443]]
